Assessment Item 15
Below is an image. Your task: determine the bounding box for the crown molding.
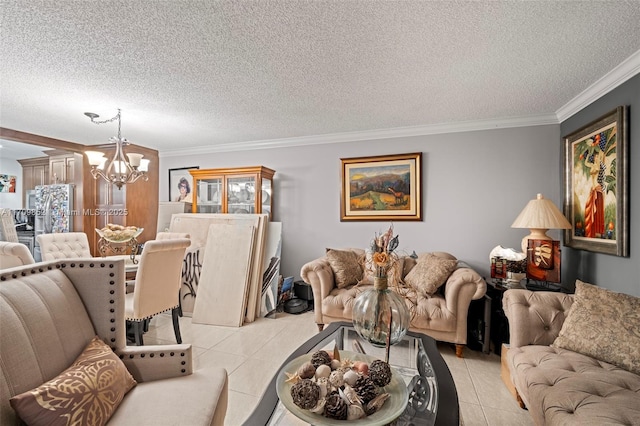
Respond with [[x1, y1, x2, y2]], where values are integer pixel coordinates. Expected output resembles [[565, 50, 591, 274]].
[[160, 113, 558, 157], [162, 48, 640, 159], [556, 49, 640, 122]]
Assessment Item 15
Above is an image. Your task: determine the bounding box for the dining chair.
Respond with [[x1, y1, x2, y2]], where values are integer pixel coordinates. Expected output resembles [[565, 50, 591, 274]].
[[0, 241, 35, 269], [0, 209, 19, 243], [36, 232, 92, 260], [125, 238, 190, 346], [155, 231, 191, 316]]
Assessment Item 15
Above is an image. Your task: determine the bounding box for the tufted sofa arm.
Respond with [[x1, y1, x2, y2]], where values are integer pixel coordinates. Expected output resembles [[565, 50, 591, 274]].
[[443, 267, 486, 313], [502, 289, 574, 348], [301, 256, 336, 326], [301, 248, 364, 327]]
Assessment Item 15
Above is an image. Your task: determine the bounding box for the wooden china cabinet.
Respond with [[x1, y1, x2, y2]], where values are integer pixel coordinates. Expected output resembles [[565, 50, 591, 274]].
[[189, 166, 275, 220]]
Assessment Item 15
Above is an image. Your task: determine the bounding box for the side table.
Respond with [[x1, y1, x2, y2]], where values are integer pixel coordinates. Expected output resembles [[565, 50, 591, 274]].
[[467, 279, 511, 355]]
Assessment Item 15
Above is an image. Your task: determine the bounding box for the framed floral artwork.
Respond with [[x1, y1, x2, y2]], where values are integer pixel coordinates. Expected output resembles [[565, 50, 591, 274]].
[[340, 152, 422, 221], [563, 106, 628, 256]]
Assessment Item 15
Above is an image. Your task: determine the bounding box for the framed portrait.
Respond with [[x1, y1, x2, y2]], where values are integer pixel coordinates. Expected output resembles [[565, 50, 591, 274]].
[[563, 106, 628, 257], [340, 152, 422, 221], [169, 166, 199, 202]]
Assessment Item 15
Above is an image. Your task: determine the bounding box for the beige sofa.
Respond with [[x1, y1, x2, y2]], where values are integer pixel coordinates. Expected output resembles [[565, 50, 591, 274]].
[[502, 284, 640, 425], [0, 259, 228, 426], [301, 249, 486, 357]]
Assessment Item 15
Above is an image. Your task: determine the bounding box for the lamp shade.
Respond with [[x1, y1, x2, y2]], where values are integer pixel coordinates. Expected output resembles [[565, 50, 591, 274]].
[[139, 158, 150, 172], [511, 193, 571, 253], [126, 153, 144, 168], [511, 194, 571, 230], [85, 151, 106, 166]]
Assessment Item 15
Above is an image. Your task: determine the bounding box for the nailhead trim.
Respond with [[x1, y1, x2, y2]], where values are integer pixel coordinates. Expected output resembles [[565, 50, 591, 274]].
[[2, 261, 125, 355]]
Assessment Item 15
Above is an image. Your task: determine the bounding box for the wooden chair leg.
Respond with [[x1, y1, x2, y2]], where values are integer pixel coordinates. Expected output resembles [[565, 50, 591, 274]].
[[133, 321, 144, 346], [317, 324, 324, 332], [172, 308, 182, 344], [455, 344, 464, 358], [177, 291, 183, 317]]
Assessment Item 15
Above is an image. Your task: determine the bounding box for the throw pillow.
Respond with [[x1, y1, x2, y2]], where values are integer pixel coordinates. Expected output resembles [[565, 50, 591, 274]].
[[404, 253, 458, 296], [552, 280, 640, 375], [326, 248, 363, 288], [10, 336, 137, 426]]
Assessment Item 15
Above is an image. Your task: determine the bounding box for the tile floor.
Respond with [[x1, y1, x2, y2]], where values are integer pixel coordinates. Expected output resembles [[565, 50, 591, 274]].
[[145, 312, 533, 426]]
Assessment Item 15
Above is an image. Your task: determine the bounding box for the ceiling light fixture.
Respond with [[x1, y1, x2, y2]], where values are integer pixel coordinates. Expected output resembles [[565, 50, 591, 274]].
[[84, 108, 149, 190]]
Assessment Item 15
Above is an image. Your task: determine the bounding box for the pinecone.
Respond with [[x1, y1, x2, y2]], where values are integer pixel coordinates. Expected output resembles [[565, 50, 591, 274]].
[[369, 360, 392, 387], [324, 391, 348, 420], [290, 379, 320, 410], [310, 350, 332, 368], [353, 375, 378, 404]]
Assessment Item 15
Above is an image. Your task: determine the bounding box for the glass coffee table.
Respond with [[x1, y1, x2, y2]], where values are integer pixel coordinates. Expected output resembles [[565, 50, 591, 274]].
[[245, 321, 459, 425]]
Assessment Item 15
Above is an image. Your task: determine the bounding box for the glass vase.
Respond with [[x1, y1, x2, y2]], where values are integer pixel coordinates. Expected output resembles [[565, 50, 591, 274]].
[[352, 276, 410, 347]]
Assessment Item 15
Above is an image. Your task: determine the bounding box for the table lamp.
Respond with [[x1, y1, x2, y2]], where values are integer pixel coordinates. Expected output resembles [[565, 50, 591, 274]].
[[511, 193, 571, 254]]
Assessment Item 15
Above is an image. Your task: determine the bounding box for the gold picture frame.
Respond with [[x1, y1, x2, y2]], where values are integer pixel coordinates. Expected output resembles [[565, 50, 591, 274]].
[[340, 152, 422, 221], [563, 106, 629, 257]]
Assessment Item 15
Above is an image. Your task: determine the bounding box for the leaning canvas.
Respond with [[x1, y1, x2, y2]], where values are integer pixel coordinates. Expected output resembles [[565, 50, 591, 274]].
[[192, 223, 256, 327], [260, 222, 282, 318], [169, 213, 268, 317]]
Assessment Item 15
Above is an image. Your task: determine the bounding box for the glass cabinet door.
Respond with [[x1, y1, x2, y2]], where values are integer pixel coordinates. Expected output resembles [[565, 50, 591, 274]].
[[190, 166, 274, 219], [261, 177, 272, 218], [227, 176, 256, 214], [196, 177, 222, 213]]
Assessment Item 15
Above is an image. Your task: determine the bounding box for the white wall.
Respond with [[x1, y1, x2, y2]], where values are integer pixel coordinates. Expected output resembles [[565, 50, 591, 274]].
[[0, 157, 23, 209], [160, 124, 564, 284]]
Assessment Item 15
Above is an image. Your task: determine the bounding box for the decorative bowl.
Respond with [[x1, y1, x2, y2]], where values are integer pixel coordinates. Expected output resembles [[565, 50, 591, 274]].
[[95, 227, 143, 243], [276, 350, 408, 426]]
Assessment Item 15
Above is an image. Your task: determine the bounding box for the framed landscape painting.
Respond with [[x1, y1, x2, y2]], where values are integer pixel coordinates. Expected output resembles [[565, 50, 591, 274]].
[[340, 152, 422, 221], [563, 106, 628, 257]]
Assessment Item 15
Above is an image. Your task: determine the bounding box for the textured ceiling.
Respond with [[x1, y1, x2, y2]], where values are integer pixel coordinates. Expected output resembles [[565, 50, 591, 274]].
[[1, 1, 640, 157]]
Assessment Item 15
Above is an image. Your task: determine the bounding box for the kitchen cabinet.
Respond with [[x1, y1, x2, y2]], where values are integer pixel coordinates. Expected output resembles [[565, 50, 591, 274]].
[[17, 157, 49, 206], [189, 166, 275, 220], [49, 153, 76, 184]]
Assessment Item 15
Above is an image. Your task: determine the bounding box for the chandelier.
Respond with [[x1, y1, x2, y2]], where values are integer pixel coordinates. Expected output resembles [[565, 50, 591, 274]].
[[84, 108, 149, 190]]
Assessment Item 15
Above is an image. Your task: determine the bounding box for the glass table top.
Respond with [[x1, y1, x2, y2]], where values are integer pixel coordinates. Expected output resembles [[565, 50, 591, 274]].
[[246, 322, 459, 426]]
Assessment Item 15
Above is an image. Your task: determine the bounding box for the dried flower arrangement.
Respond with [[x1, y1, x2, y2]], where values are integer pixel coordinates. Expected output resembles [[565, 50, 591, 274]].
[[366, 224, 400, 280]]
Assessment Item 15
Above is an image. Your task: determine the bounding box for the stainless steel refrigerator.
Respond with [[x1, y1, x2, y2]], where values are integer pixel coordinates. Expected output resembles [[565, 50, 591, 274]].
[[34, 184, 74, 261]]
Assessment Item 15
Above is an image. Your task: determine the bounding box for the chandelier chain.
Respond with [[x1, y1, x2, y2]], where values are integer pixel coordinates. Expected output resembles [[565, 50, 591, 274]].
[[89, 108, 123, 139]]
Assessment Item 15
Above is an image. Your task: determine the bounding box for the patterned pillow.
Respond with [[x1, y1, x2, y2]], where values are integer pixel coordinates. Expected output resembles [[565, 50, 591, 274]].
[[404, 253, 458, 296], [10, 336, 137, 426], [552, 280, 640, 375], [326, 248, 363, 289]]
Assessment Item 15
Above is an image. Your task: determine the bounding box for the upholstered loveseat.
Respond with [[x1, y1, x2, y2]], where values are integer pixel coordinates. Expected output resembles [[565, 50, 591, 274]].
[[301, 248, 486, 357], [502, 281, 640, 425], [0, 259, 228, 426]]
